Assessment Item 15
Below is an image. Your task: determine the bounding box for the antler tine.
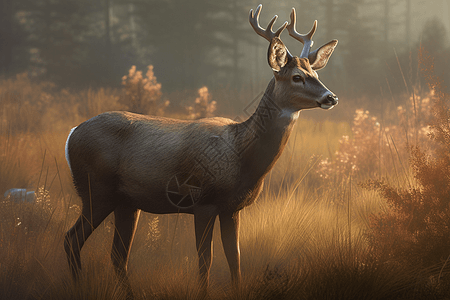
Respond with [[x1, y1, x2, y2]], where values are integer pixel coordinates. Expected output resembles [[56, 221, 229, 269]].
[[287, 7, 317, 58], [249, 4, 288, 42]]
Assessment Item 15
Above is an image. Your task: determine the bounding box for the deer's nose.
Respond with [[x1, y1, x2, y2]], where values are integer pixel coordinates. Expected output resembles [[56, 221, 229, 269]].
[[318, 94, 338, 109], [327, 94, 338, 105]]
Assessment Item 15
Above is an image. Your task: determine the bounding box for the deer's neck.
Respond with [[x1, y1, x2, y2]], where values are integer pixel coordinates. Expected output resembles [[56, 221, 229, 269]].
[[235, 79, 299, 180]]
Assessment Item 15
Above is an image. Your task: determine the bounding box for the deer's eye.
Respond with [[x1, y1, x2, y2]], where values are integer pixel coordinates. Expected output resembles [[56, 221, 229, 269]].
[[292, 75, 304, 83]]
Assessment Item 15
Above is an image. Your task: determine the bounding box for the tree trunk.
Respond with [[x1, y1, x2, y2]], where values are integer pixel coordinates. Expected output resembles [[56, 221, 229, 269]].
[[383, 0, 389, 42], [325, 0, 334, 42], [0, 0, 13, 76], [405, 0, 411, 47]]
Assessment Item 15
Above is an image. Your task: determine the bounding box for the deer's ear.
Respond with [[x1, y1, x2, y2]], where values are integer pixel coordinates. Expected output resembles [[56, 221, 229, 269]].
[[268, 37, 291, 72], [309, 39, 338, 71]]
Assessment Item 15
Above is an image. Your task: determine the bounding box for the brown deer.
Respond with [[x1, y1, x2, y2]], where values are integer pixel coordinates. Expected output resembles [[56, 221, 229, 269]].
[[64, 4, 338, 298]]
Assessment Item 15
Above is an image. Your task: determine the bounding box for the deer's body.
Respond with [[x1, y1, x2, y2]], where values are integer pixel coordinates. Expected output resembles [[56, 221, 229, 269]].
[[64, 5, 338, 298], [67, 92, 292, 215]]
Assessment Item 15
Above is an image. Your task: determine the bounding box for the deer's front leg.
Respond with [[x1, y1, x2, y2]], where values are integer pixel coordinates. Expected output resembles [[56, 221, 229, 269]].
[[219, 211, 241, 287], [194, 205, 218, 289]]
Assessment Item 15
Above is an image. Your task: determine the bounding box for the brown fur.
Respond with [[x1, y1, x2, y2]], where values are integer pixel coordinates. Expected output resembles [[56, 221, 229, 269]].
[[278, 57, 315, 79]]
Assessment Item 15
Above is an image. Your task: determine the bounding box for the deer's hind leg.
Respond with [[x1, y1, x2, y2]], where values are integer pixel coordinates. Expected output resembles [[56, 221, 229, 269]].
[[194, 205, 219, 291], [111, 205, 141, 299], [64, 196, 116, 279]]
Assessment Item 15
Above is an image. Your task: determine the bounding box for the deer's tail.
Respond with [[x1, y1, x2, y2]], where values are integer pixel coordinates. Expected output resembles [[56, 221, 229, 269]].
[[65, 127, 77, 175]]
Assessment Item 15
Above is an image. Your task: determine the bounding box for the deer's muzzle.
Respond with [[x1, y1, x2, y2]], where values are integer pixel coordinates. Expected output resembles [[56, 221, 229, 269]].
[[318, 94, 338, 109]]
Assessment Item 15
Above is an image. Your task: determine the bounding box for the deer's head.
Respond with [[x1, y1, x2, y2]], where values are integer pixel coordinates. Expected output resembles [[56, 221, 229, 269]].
[[250, 5, 338, 111]]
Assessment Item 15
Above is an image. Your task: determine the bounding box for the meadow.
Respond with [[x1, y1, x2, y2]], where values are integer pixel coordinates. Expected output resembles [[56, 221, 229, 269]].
[[1, 62, 450, 299]]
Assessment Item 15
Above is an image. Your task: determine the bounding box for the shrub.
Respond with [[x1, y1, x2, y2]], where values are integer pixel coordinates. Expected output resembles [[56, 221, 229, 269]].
[[314, 88, 435, 188], [315, 109, 381, 182], [187, 86, 216, 119], [120, 65, 169, 115], [365, 49, 450, 270]]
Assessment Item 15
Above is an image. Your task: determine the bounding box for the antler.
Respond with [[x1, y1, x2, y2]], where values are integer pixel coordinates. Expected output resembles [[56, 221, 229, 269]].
[[286, 8, 317, 58], [249, 4, 287, 42]]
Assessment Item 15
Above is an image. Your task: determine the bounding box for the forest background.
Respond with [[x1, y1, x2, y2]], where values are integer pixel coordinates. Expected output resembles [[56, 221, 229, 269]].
[[1, 0, 450, 117]]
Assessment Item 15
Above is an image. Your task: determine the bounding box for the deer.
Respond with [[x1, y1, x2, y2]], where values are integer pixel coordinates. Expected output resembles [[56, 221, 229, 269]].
[[64, 4, 338, 298]]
